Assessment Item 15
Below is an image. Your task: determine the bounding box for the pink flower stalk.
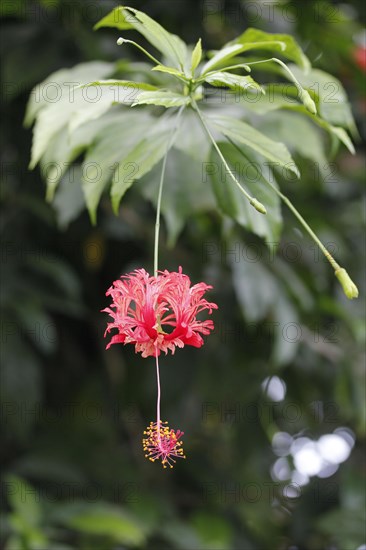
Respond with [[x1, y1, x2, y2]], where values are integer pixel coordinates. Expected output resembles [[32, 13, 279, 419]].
[[143, 421, 186, 468], [103, 267, 218, 358]]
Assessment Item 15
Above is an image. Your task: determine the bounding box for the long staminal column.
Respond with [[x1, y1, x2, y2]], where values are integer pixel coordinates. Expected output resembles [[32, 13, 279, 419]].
[[142, 353, 186, 468]]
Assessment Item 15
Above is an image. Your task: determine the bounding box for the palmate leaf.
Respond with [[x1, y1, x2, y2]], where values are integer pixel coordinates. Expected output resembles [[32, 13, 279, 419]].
[[209, 115, 300, 177], [26, 5, 356, 235], [131, 90, 191, 108], [94, 6, 188, 71], [227, 28, 311, 71]]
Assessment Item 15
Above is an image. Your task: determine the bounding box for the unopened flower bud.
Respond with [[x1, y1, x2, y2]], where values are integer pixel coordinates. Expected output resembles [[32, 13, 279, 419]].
[[250, 198, 267, 215], [300, 90, 317, 115], [335, 268, 359, 299], [117, 37, 125, 45]]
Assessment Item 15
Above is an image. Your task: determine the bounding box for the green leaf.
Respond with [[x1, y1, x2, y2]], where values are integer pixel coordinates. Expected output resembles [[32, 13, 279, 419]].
[[5, 475, 42, 527], [234, 84, 300, 114], [111, 121, 176, 213], [53, 167, 86, 229], [136, 148, 215, 246], [82, 79, 157, 93], [272, 291, 300, 366], [328, 126, 355, 153], [4, 535, 23, 550], [201, 45, 247, 75], [230, 240, 278, 322], [162, 521, 202, 550], [1, 342, 42, 439], [30, 90, 109, 170], [174, 108, 211, 162], [95, 6, 187, 70], [78, 80, 158, 116], [82, 110, 153, 223], [201, 41, 289, 75], [29, 80, 155, 172], [28, 256, 82, 301], [317, 507, 366, 549], [65, 505, 145, 546], [192, 511, 233, 549], [209, 142, 282, 244], [132, 90, 190, 108], [204, 71, 264, 93], [39, 127, 82, 202], [257, 111, 327, 167], [12, 301, 57, 354], [230, 244, 305, 366], [24, 61, 115, 128], [93, 6, 134, 31], [229, 28, 311, 70], [191, 38, 202, 73], [39, 111, 119, 201], [151, 65, 186, 78], [209, 115, 300, 177]]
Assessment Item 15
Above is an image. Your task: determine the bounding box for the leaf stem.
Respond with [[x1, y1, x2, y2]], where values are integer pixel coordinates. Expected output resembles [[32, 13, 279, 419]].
[[192, 100, 267, 214], [154, 105, 185, 276]]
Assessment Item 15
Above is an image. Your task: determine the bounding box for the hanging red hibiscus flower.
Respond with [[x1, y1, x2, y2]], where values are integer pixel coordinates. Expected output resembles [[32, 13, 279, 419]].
[[103, 266, 218, 358]]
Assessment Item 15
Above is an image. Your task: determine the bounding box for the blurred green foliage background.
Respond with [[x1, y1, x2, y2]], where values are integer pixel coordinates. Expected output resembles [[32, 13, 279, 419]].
[[1, 1, 365, 549]]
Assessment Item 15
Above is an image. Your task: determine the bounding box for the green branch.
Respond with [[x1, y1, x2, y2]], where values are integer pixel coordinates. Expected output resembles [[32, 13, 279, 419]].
[[228, 138, 359, 299]]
